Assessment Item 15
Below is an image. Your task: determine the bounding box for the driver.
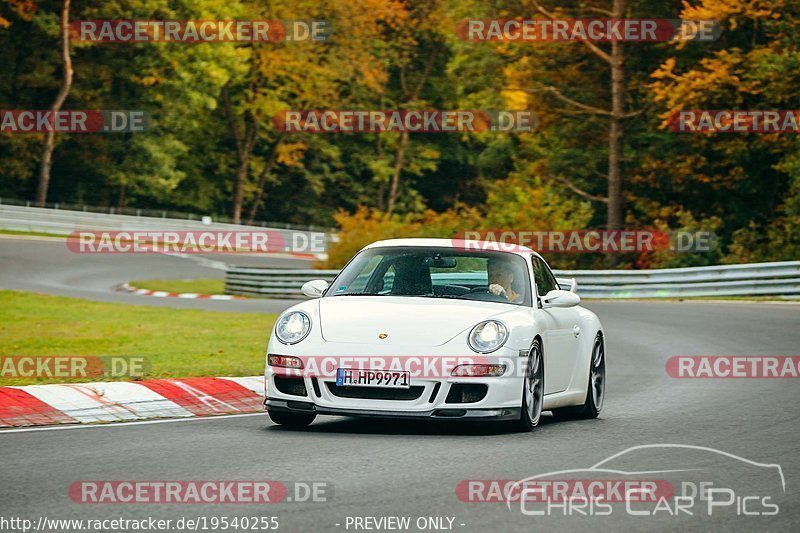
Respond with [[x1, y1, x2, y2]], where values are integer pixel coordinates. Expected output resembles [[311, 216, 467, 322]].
[[487, 258, 521, 302]]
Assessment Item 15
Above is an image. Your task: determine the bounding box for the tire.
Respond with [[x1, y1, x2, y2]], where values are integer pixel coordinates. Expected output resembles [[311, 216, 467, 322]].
[[268, 409, 316, 427], [516, 338, 544, 431], [553, 333, 605, 420]]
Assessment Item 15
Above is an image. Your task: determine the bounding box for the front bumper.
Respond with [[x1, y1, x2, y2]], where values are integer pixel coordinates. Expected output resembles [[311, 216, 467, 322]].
[[264, 344, 527, 421], [265, 398, 521, 421]]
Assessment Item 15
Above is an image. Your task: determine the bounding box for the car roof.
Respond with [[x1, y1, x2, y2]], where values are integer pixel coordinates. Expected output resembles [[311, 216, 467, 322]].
[[362, 238, 539, 257]]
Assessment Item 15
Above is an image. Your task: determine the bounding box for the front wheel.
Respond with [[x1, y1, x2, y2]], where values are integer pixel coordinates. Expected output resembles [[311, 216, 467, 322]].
[[516, 339, 544, 431], [268, 409, 316, 427], [553, 333, 605, 420]]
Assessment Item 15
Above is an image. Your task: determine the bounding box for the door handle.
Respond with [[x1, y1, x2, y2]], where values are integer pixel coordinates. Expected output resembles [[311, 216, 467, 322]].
[[573, 325, 581, 337]]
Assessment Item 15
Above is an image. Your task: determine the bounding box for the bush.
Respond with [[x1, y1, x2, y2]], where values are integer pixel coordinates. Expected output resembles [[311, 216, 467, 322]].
[[725, 216, 800, 264], [724, 173, 800, 264], [321, 177, 594, 268], [632, 211, 725, 269], [320, 206, 479, 269]]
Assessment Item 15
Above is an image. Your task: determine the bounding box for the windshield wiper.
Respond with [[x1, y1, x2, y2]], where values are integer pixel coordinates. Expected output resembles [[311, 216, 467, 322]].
[[331, 292, 384, 296]]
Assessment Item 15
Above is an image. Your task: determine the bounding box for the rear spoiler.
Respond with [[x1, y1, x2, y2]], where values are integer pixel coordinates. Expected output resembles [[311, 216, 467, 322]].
[[556, 277, 578, 293]]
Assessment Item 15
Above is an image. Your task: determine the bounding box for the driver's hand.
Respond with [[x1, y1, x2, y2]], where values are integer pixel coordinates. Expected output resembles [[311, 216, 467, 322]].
[[489, 283, 507, 297]]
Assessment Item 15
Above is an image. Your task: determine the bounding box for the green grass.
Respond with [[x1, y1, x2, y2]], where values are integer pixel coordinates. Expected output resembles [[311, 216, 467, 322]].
[[0, 229, 66, 238], [672, 295, 792, 301], [0, 290, 275, 386], [587, 296, 789, 302], [131, 279, 226, 294]]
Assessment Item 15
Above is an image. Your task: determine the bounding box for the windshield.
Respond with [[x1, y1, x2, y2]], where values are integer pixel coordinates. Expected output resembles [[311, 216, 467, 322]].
[[326, 246, 532, 306]]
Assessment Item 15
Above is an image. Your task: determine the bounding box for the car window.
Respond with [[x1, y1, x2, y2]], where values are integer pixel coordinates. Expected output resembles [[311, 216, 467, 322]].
[[532, 256, 558, 297], [379, 265, 395, 293], [342, 254, 383, 293], [327, 247, 532, 306]]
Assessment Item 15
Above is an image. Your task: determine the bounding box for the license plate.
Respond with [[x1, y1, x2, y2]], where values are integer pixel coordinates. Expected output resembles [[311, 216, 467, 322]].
[[336, 368, 410, 389]]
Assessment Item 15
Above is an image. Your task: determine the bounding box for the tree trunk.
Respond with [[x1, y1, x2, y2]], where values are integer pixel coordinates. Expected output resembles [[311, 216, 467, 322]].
[[117, 184, 126, 208], [36, 0, 73, 206], [606, 0, 626, 230], [232, 157, 249, 224], [385, 130, 409, 216], [246, 161, 268, 225], [376, 137, 385, 211], [383, 54, 436, 217], [247, 135, 284, 224], [222, 85, 257, 225]]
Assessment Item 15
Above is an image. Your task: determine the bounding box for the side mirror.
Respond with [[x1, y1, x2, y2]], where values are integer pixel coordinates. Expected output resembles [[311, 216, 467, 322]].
[[541, 289, 580, 309], [556, 277, 578, 293], [301, 279, 329, 298]]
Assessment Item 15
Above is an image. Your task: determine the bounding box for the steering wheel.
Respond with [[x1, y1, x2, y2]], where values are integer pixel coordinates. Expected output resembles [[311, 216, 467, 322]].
[[462, 287, 508, 302], [465, 287, 491, 294]]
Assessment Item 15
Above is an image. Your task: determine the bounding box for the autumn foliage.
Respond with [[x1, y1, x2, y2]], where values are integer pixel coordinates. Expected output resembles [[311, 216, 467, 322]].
[[0, 0, 798, 268]]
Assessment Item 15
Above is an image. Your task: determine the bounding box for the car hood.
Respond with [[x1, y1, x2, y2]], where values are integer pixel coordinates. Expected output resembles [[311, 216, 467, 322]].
[[318, 296, 513, 346]]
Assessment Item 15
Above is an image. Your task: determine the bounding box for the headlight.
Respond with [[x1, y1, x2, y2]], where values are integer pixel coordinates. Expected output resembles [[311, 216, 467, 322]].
[[275, 311, 311, 344], [267, 355, 304, 368], [451, 364, 507, 377], [468, 320, 508, 353]]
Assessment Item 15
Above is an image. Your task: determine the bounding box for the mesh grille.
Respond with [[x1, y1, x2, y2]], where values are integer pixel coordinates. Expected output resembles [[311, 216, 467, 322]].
[[274, 376, 308, 396], [445, 383, 488, 404]]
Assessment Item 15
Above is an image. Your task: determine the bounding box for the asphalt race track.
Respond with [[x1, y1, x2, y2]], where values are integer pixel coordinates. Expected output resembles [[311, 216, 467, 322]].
[[1, 238, 799, 531], [0, 236, 307, 312]]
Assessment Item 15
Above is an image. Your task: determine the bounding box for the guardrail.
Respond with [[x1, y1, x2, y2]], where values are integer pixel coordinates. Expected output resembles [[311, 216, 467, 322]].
[[0, 204, 329, 252], [225, 261, 800, 299], [226, 268, 341, 297], [554, 262, 800, 298], [0, 198, 331, 232]]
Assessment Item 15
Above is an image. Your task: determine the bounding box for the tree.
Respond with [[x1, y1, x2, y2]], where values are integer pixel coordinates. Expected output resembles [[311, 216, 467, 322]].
[[222, 78, 257, 225], [647, 0, 800, 261], [527, 0, 636, 230], [36, 0, 72, 206]]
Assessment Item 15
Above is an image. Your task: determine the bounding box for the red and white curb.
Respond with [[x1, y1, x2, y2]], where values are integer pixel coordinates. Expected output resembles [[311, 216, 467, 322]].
[[118, 282, 244, 300], [0, 376, 264, 428]]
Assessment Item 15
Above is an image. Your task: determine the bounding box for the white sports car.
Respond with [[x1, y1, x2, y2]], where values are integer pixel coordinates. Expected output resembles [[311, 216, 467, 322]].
[[264, 238, 605, 431]]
